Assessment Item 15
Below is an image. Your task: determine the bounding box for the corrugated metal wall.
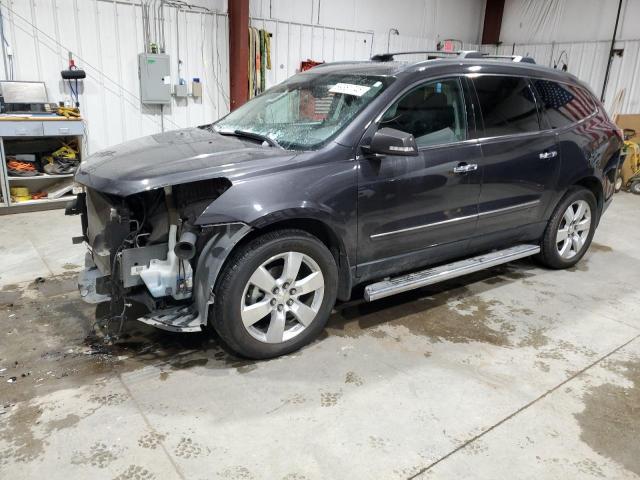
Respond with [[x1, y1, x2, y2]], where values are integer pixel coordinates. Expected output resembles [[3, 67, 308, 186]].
[[249, 16, 374, 89], [6, 0, 637, 157], [0, 0, 377, 154], [0, 0, 229, 154], [480, 40, 640, 115]]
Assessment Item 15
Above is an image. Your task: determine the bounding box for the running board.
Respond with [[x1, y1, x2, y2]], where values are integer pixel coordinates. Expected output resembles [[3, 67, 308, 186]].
[[364, 244, 540, 302]]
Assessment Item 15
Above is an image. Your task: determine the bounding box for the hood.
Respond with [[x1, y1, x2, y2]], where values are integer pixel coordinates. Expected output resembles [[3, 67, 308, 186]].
[[75, 128, 298, 196]]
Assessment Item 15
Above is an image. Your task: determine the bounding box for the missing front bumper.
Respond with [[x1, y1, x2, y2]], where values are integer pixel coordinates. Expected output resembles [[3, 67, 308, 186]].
[[137, 305, 201, 332], [79, 253, 201, 332], [78, 253, 111, 304]]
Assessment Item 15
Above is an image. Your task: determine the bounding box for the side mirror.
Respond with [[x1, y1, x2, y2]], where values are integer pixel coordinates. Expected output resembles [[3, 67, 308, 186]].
[[362, 127, 419, 157]]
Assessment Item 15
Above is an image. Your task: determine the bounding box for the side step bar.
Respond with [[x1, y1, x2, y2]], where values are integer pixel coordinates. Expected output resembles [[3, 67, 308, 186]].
[[364, 244, 540, 302]]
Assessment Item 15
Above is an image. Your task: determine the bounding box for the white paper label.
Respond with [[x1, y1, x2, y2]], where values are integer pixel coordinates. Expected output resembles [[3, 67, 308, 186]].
[[329, 83, 371, 97], [130, 265, 147, 276]]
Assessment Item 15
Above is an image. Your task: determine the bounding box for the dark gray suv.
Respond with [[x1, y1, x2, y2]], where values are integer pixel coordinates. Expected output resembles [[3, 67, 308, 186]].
[[70, 51, 623, 358]]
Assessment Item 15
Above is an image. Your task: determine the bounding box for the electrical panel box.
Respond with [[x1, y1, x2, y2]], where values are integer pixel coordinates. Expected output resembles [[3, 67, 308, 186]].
[[138, 53, 171, 105]]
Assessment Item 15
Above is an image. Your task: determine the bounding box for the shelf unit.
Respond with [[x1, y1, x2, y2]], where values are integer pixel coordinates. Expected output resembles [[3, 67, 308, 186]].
[[7, 173, 75, 180], [0, 118, 84, 214]]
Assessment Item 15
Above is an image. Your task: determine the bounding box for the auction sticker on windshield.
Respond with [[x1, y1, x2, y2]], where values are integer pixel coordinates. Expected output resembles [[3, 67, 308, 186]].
[[329, 83, 371, 97]]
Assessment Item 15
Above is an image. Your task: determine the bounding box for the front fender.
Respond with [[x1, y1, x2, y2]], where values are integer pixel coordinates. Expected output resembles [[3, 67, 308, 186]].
[[192, 222, 252, 326], [194, 155, 358, 262]]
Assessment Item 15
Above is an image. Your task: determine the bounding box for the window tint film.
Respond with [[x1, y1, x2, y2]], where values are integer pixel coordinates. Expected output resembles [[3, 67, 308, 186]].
[[473, 76, 540, 136], [379, 78, 467, 148], [532, 80, 596, 129]]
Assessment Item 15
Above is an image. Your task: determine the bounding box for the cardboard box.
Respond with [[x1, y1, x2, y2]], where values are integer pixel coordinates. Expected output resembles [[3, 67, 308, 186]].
[[614, 114, 640, 142]]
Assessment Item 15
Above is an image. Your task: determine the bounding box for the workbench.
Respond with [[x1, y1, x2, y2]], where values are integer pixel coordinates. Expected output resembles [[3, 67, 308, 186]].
[[0, 116, 84, 214]]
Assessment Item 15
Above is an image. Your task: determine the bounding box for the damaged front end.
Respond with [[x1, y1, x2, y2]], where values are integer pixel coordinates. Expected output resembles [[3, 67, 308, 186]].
[[68, 179, 250, 333]]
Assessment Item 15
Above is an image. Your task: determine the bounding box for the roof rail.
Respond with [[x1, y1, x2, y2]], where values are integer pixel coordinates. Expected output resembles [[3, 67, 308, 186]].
[[371, 50, 482, 61], [478, 54, 536, 64], [370, 50, 536, 64]]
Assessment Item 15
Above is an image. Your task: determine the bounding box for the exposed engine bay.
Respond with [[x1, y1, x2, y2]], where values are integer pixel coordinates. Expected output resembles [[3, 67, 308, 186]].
[[69, 178, 233, 333]]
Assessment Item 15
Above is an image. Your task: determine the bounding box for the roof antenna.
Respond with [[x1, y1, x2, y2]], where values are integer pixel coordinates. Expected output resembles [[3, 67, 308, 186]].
[[387, 28, 399, 53]]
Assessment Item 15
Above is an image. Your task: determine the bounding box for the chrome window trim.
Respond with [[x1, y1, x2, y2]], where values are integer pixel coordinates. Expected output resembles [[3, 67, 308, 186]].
[[364, 71, 597, 154], [416, 137, 480, 152], [370, 199, 541, 240], [466, 72, 598, 137]]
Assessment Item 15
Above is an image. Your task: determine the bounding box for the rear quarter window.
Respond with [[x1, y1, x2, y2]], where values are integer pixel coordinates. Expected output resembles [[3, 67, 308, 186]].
[[473, 75, 540, 137], [532, 79, 597, 129]]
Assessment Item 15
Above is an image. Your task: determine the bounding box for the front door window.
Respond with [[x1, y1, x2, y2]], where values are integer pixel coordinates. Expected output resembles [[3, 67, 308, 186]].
[[379, 78, 467, 147]]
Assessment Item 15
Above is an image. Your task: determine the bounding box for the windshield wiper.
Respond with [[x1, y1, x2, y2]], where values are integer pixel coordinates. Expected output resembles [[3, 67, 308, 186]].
[[219, 129, 281, 148]]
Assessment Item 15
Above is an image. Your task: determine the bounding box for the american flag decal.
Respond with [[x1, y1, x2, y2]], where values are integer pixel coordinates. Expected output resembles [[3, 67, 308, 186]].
[[534, 80, 602, 143], [534, 80, 593, 122]]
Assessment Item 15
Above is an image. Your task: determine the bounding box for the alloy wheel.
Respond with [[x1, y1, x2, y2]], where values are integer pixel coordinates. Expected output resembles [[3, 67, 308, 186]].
[[556, 200, 591, 259], [615, 175, 623, 192], [240, 251, 325, 344]]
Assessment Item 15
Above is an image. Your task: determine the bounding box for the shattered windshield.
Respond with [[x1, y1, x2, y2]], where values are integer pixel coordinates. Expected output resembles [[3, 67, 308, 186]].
[[213, 71, 394, 150]]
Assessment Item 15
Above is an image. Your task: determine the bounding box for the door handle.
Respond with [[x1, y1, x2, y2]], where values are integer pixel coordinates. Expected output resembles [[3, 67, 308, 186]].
[[453, 163, 478, 174], [539, 151, 558, 159]]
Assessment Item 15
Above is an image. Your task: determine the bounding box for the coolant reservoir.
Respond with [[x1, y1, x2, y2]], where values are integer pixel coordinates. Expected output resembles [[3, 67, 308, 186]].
[[139, 225, 193, 300]]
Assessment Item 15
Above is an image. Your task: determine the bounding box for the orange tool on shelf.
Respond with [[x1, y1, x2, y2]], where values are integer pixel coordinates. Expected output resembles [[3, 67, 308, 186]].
[[30, 191, 48, 200], [7, 159, 37, 173]]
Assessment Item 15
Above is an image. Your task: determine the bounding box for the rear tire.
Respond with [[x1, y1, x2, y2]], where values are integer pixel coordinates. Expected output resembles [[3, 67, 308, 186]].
[[630, 180, 640, 195], [537, 187, 597, 269], [614, 168, 623, 192], [212, 229, 338, 359]]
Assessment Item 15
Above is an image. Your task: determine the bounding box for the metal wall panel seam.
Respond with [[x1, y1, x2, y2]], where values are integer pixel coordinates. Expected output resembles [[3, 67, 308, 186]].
[[213, 13, 220, 118], [286, 21, 290, 78], [274, 18, 279, 84], [129, 0, 142, 141], [626, 41, 640, 112], [112, 0, 127, 144], [184, 9, 191, 128], [332, 27, 336, 61], [92, 0, 110, 148], [29, 0, 42, 81], [72, 0, 92, 152], [7, 1, 18, 78], [50, 0, 63, 72]]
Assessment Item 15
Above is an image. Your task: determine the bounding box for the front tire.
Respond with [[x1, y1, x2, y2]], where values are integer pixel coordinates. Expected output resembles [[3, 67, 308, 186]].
[[212, 229, 338, 359], [537, 187, 597, 269]]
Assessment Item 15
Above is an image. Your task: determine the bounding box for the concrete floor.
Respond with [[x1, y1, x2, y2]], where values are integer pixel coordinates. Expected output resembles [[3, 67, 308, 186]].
[[1, 193, 639, 480]]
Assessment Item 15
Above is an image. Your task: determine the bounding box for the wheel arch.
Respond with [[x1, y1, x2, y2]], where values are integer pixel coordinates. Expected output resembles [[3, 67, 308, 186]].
[[572, 176, 604, 219], [236, 216, 353, 302]]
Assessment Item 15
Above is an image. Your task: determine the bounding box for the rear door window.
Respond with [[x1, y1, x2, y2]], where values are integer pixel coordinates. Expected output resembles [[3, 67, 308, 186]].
[[472, 75, 540, 137], [379, 78, 467, 148], [532, 79, 596, 129]]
